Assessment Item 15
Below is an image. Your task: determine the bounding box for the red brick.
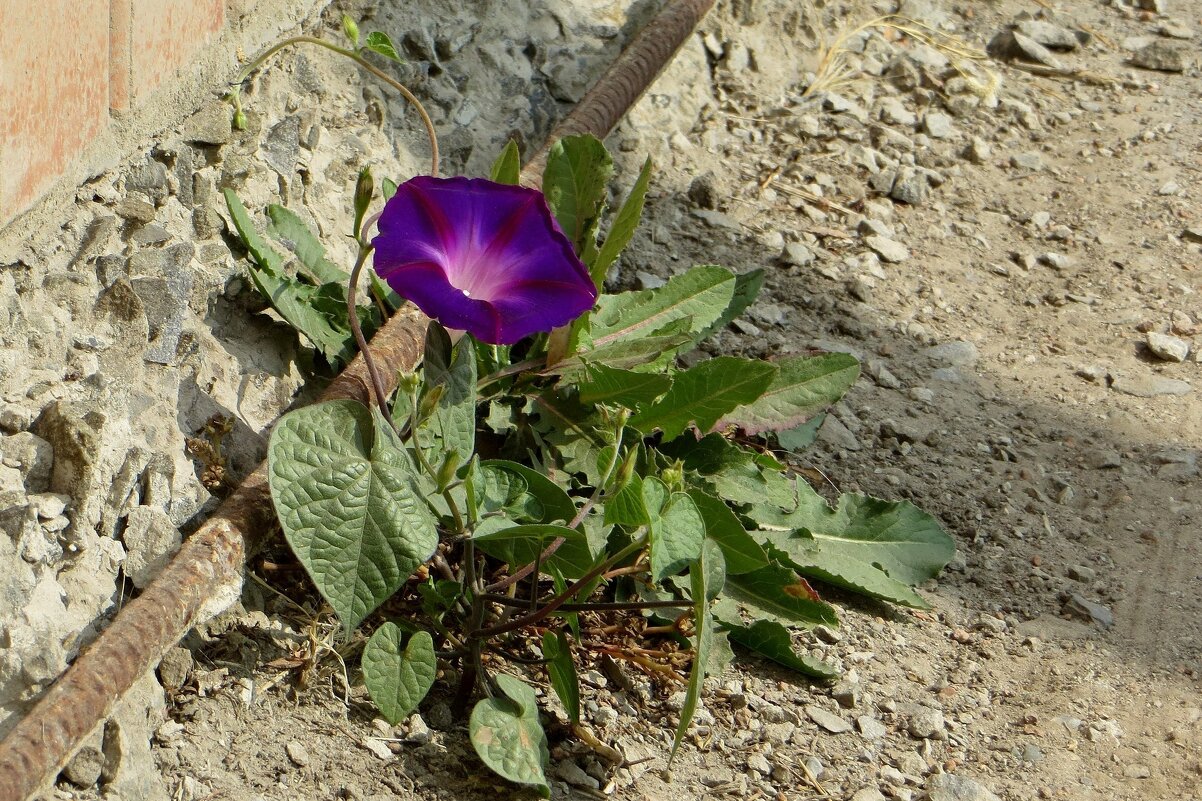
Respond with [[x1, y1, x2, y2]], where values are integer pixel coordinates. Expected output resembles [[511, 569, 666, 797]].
[[0, 0, 110, 225], [109, 0, 224, 109]]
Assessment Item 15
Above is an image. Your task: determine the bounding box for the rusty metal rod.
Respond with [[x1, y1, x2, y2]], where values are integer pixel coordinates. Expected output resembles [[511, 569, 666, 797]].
[[0, 1, 713, 797]]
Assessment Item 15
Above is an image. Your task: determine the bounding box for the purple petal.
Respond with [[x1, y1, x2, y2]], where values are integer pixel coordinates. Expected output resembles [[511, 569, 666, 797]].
[[372, 176, 597, 345]]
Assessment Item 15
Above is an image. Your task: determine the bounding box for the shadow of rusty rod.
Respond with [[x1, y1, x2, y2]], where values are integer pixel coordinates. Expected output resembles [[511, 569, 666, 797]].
[[0, 1, 714, 797]]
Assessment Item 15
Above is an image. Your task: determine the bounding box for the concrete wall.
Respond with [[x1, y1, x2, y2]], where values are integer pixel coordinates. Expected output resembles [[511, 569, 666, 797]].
[[0, 0, 323, 230]]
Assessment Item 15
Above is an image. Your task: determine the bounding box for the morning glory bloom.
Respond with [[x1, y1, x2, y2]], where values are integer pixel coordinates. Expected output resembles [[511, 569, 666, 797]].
[[371, 176, 597, 345]]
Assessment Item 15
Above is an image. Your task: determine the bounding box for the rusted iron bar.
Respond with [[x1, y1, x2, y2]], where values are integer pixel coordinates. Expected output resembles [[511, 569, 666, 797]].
[[0, 1, 713, 797]]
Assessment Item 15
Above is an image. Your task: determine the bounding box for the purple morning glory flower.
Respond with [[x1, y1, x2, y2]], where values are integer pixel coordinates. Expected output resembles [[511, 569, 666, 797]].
[[371, 176, 597, 345]]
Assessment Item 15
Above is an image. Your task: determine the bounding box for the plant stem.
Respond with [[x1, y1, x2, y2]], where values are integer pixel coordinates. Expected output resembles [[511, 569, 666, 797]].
[[479, 593, 691, 614], [472, 534, 647, 639], [346, 244, 395, 429], [231, 35, 439, 176], [483, 423, 625, 594]]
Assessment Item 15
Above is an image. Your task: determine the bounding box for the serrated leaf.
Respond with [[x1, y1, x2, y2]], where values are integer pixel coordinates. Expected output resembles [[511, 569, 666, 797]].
[[697, 267, 765, 342], [723, 619, 839, 680], [720, 352, 860, 435], [775, 481, 955, 587], [470, 675, 550, 796], [474, 523, 595, 579], [364, 31, 402, 62], [479, 460, 576, 524], [577, 363, 671, 408], [670, 554, 712, 764], [770, 539, 931, 609], [552, 328, 693, 380], [590, 156, 653, 287], [716, 560, 838, 627], [687, 489, 768, 575], [647, 479, 704, 582], [268, 400, 437, 632], [630, 357, 777, 441], [362, 625, 436, 724], [489, 140, 522, 185], [542, 134, 613, 252], [591, 265, 736, 348], [542, 630, 580, 723], [266, 204, 349, 285]]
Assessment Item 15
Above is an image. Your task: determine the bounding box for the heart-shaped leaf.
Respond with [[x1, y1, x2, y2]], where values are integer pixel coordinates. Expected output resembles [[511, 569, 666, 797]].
[[362, 624, 436, 724], [268, 400, 437, 632], [470, 674, 550, 796]]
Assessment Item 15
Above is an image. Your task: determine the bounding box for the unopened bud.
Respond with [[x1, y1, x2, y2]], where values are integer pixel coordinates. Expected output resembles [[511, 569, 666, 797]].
[[232, 109, 247, 130], [353, 166, 374, 238], [341, 14, 360, 46], [416, 384, 446, 423], [661, 460, 684, 491], [435, 450, 461, 490]]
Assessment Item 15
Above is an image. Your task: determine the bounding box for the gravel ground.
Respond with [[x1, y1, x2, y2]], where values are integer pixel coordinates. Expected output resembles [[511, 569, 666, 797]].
[[5, 1, 1200, 800]]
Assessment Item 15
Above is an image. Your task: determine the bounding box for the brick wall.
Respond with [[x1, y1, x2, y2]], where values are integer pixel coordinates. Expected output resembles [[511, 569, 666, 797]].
[[0, 0, 226, 226]]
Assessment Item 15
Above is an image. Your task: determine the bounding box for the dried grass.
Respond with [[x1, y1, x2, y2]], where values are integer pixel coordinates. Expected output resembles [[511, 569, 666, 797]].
[[802, 14, 1000, 105]]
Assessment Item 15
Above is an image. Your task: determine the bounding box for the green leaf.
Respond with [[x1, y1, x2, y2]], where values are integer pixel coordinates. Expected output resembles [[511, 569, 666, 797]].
[[542, 134, 613, 252], [369, 268, 405, 312], [603, 472, 648, 527], [474, 523, 595, 579], [647, 479, 705, 582], [770, 539, 931, 609], [723, 620, 839, 680], [268, 400, 437, 632], [577, 363, 671, 408], [630, 357, 777, 441], [223, 188, 285, 274], [687, 489, 768, 574], [224, 190, 358, 364], [777, 412, 825, 452], [266, 204, 349, 285], [418, 579, 462, 618], [470, 675, 550, 796], [364, 31, 402, 62], [720, 352, 860, 435], [362, 625, 436, 724], [716, 560, 838, 627], [381, 178, 398, 200], [590, 156, 653, 287], [542, 630, 580, 723], [479, 461, 576, 524], [423, 329, 477, 465], [591, 265, 736, 348], [553, 328, 693, 380], [697, 268, 765, 342], [489, 140, 522, 185], [776, 481, 955, 587], [670, 555, 712, 764]]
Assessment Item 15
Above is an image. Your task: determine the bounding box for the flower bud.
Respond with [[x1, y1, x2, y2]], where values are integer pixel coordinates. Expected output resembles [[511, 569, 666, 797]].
[[341, 14, 360, 46], [353, 166, 374, 239], [416, 384, 446, 424], [435, 450, 461, 490]]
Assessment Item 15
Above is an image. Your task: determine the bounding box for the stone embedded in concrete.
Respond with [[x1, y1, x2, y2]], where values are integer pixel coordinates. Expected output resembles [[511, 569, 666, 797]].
[[120, 506, 182, 588]]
